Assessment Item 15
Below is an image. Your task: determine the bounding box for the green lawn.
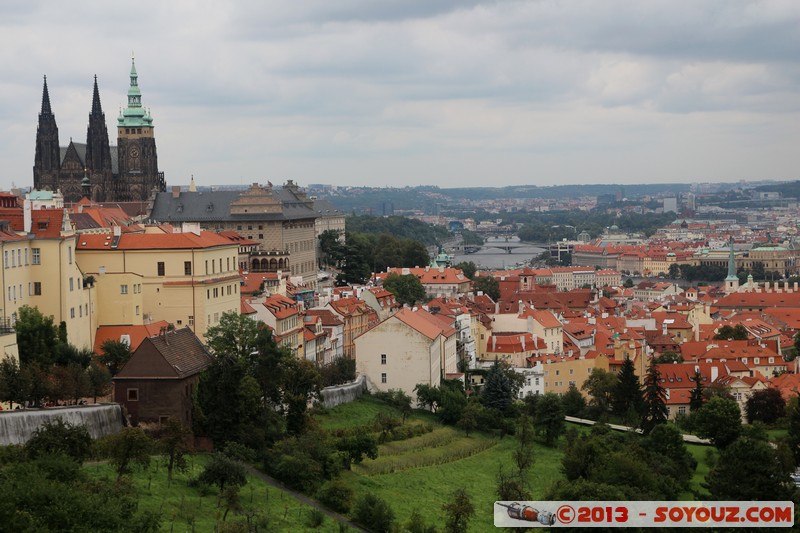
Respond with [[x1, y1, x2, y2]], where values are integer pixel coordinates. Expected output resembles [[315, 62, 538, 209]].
[[85, 455, 349, 532], [319, 397, 565, 532]]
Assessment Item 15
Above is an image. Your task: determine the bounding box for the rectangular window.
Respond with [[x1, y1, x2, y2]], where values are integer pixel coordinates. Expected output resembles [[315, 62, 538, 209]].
[[381, 373, 387, 384], [157, 262, 165, 276], [32, 248, 40, 265], [68, 246, 72, 264], [205, 260, 208, 274], [188, 315, 194, 326], [33, 282, 42, 296], [17, 249, 21, 266], [4, 251, 8, 268], [24, 249, 27, 265], [678, 406, 686, 415], [136, 305, 140, 316], [70, 308, 75, 318], [184, 261, 192, 275], [79, 306, 82, 318], [381, 354, 386, 365], [121, 285, 128, 294], [127, 389, 139, 401], [214, 312, 219, 323], [227, 257, 230, 271], [69, 278, 74, 291]]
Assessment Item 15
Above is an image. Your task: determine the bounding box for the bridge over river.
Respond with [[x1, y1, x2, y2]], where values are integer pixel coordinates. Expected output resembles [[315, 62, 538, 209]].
[[453, 237, 547, 270]]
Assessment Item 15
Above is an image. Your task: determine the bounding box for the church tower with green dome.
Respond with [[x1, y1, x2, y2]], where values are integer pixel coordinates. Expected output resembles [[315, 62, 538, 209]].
[[33, 57, 166, 202], [115, 56, 165, 201]]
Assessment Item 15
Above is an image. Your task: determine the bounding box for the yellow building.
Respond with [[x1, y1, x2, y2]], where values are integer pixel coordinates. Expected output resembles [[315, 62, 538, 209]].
[[75, 229, 240, 339], [0, 211, 96, 351], [541, 353, 610, 396]]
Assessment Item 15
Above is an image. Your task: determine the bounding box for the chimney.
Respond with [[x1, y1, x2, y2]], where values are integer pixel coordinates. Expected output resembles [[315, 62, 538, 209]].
[[495, 301, 499, 315], [492, 336, 497, 351], [662, 322, 668, 336], [172, 186, 181, 198], [23, 198, 32, 233], [521, 335, 526, 352]]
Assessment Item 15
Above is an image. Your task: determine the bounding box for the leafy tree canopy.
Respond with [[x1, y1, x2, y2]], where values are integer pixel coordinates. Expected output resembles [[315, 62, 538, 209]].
[[382, 273, 427, 307]]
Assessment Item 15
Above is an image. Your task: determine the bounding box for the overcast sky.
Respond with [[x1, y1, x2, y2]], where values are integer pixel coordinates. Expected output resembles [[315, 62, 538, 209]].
[[2, 0, 799, 191]]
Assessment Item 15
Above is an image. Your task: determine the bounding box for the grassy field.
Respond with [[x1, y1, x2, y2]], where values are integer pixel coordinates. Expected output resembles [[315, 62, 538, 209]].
[[85, 455, 350, 532], [318, 397, 565, 532], [317, 398, 717, 531]]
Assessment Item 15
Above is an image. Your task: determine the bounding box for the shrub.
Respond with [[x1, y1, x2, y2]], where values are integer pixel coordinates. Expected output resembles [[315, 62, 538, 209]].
[[26, 419, 92, 464], [352, 493, 395, 533], [197, 453, 247, 492], [306, 509, 325, 528], [317, 479, 353, 514]]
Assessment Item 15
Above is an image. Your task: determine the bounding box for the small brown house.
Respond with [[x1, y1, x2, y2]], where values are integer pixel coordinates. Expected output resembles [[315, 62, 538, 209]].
[[113, 327, 212, 427]]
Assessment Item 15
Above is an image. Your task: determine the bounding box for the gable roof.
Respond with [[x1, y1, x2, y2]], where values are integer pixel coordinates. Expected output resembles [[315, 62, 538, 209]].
[[392, 307, 456, 340], [115, 327, 212, 379]]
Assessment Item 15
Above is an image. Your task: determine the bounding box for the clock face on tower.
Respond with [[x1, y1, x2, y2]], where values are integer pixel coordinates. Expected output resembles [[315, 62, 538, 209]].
[[129, 146, 140, 159]]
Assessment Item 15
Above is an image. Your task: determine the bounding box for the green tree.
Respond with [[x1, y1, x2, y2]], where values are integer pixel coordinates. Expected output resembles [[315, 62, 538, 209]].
[[382, 273, 427, 306], [352, 493, 395, 533], [473, 275, 500, 301], [337, 232, 374, 285], [318, 229, 346, 268], [640, 362, 668, 434], [787, 395, 800, 466], [453, 261, 478, 280], [694, 396, 742, 448], [25, 419, 92, 464], [0, 357, 31, 407], [612, 358, 643, 419], [623, 278, 634, 288], [87, 362, 112, 401], [714, 324, 749, 341], [156, 418, 193, 483], [98, 339, 132, 377], [442, 488, 475, 533], [561, 384, 587, 417], [745, 388, 786, 425], [457, 400, 480, 436], [204, 312, 263, 360], [15, 305, 61, 367], [335, 429, 378, 469], [281, 357, 323, 435], [481, 361, 516, 413], [534, 392, 565, 446], [705, 436, 793, 500], [582, 368, 618, 416], [652, 351, 683, 364], [98, 427, 153, 480], [198, 453, 247, 492], [689, 370, 705, 411]]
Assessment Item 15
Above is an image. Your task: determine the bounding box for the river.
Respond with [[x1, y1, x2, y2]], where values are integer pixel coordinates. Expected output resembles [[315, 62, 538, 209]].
[[452, 237, 546, 270]]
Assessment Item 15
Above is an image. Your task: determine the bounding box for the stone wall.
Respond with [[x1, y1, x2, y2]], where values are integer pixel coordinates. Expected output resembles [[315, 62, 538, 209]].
[[321, 375, 366, 408], [0, 404, 123, 446]]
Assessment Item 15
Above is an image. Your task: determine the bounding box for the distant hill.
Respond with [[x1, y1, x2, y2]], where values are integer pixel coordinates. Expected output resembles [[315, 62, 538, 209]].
[[753, 181, 800, 198]]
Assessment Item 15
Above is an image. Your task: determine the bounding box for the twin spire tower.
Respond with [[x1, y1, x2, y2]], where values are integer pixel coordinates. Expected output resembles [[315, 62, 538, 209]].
[[33, 58, 166, 203]]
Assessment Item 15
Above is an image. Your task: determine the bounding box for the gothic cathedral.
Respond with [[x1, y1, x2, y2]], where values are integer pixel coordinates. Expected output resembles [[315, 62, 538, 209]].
[[33, 58, 166, 202]]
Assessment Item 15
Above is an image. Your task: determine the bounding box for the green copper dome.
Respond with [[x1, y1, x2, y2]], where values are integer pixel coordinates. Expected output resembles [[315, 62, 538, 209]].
[[118, 57, 152, 128]]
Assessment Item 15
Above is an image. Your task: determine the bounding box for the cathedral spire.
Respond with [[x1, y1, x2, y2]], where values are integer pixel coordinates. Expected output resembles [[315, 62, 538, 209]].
[[91, 75, 103, 116], [118, 56, 148, 127], [40, 75, 53, 116]]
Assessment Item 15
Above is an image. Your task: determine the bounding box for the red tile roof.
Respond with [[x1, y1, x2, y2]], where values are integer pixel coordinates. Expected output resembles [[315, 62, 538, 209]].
[[93, 321, 171, 354], [77, 231, 234, 250]]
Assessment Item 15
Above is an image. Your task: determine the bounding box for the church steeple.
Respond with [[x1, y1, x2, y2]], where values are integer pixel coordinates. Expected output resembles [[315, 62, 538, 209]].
[[91, 75, 103, 116], [118, 56, 150, 127], [85, 75, 112, 201], [725, 236, 739, 294], [40, 75, 53, 116], [34, 75, 61, 191]]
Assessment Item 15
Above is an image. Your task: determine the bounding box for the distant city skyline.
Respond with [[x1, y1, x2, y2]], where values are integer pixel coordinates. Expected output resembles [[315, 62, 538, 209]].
[[1, 1, 799, 191]]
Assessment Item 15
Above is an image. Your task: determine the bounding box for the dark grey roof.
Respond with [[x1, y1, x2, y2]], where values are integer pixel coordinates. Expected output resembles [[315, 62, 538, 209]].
[[148, 187, 318, 223], [59, 143, 119, 175], [70, 212, 102, 230], [312, 198, 343, 217], [145, 327, 212, 378]]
